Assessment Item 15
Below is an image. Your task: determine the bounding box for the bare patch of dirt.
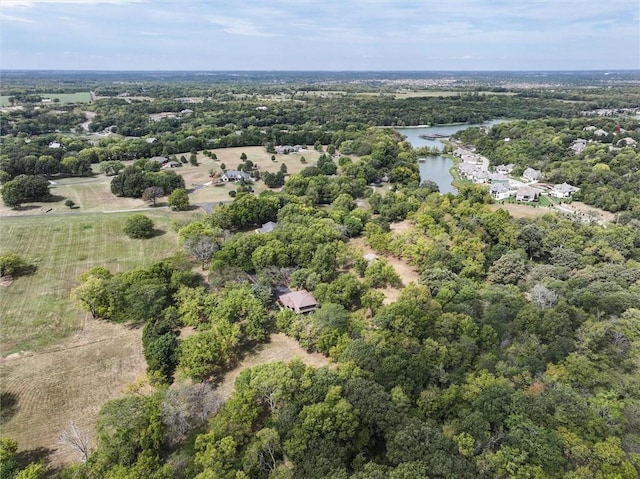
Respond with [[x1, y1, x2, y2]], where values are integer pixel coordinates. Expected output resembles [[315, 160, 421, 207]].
[[490, 201, 615, 225], [0, 317, 146, 469], [215, 333, 329, 401], [350, 221, 421, 304], [0, 276, 13, 288], [489, 203, 555, 219]]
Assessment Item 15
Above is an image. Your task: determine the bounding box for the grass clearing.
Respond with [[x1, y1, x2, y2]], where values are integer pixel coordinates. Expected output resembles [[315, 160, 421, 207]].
[[0, 92, 92, 106], [0, 212, 186, 354]]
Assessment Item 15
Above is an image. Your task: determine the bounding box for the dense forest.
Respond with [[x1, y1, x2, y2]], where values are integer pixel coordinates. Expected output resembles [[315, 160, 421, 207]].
[[1, 72, 640, 479]]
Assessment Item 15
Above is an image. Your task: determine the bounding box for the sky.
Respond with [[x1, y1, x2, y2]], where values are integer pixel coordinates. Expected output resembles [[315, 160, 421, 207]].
[[1, 0, 639, 71]]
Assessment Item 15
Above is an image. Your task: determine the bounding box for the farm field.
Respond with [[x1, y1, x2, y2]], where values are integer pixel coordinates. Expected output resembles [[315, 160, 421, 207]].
[[0, 92, 92, 106], [0, 212, 190, 354]]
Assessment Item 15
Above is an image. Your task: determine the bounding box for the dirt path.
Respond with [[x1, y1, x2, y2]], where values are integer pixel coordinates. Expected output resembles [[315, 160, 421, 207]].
[[350, 220, 420, 304], [80, 111, 96, 132], [215, 333, 329, 401]]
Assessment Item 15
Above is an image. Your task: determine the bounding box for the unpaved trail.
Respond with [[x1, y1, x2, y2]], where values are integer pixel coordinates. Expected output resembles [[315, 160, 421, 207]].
[[80, 111, 96, 132], [349, 220, 420, 304]]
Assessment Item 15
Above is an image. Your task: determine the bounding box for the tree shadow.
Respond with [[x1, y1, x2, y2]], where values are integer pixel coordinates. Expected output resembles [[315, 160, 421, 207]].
[[16, 446, 55, 471], [152, 229, 166, 238], [0, 391, 19, 425], [12, 204, 42, 212], [45, 194, 66, 203]]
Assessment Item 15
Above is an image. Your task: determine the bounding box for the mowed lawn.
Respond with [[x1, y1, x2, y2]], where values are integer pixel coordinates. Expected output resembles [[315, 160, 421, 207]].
[[0, 211, 185, 354]]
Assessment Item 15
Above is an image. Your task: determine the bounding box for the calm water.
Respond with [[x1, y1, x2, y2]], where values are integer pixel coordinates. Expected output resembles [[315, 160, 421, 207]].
[[396, 120, 507, 194]]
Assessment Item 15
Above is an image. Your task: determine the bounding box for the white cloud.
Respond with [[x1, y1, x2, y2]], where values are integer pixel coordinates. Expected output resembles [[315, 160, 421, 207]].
[[2, 0, 145, 6], [0, 13, 36, 23], [207, 15, 282, 37]]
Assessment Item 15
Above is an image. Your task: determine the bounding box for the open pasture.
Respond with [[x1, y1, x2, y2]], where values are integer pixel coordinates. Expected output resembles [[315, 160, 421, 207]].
[[0, 212, 183, 354]]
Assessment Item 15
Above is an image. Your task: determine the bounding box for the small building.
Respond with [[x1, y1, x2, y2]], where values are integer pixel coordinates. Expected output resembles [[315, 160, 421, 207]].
[[522, 167, 542, 182], [221, 170, 252, 182], [516, 186, 540, 202], [570, 139, 588, 154], [255, 221, 279, 234], [490, 183, 511, 201], [495, 163, 515, 174], [550, 182, 579, 198], [149, 155, 169, 164], [593, 129, 607, 138], [617, 137, 637, 147], [48, 141, 62, 149], [161, 161, 182, 169], [278, 290, 317, 314]]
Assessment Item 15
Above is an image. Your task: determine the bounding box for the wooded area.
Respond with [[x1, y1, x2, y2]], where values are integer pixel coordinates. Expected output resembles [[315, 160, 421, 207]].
[[1, 71, 639, 479]]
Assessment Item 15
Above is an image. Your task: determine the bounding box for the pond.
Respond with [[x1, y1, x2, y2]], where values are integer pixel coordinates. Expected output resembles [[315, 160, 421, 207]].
[[396, 120, 507, 194]]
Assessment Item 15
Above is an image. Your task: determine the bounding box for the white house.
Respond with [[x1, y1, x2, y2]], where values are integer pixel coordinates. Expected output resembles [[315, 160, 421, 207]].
[[495, 164, 515, 174], [221, 170, 252, 182], [473, 170, 488, 184], [593, 129, 607, 138], [522, 167, 542, 182], [488, 172, 509, 183], [490, 183, 511, 201], [550, 182, 579, 198]]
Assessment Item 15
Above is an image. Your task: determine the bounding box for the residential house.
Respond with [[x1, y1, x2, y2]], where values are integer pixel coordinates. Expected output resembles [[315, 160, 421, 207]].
[[570, 139, 588, 154], [522, 167, 542, 182], [278, 290, 317, 314], [221, 170, 252, 182], [458, 162, 477, 180], [550, 182, 579, 198], [473, 170, 488, 184], [516, 186, 540, 202], [488, 172, 509, 183], [274, 145, 304, 155], [255, 221, 279, 234], [490, 183, 511, 201], [495, 164, 515, 174], [617, 137, 637, 147], [593, 129, 607, 138]]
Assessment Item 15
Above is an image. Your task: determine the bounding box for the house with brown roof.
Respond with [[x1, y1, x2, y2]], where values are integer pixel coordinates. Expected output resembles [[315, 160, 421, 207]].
[[278, 290, 317, 314]]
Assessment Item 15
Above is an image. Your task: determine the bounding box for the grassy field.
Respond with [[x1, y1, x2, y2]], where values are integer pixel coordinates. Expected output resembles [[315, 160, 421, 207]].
[[0, 211, 195, 354], [0, 92, 92, 106]]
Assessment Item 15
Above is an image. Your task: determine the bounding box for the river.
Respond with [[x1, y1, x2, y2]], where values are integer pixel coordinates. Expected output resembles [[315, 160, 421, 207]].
[[396, 120, 507, 194]]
